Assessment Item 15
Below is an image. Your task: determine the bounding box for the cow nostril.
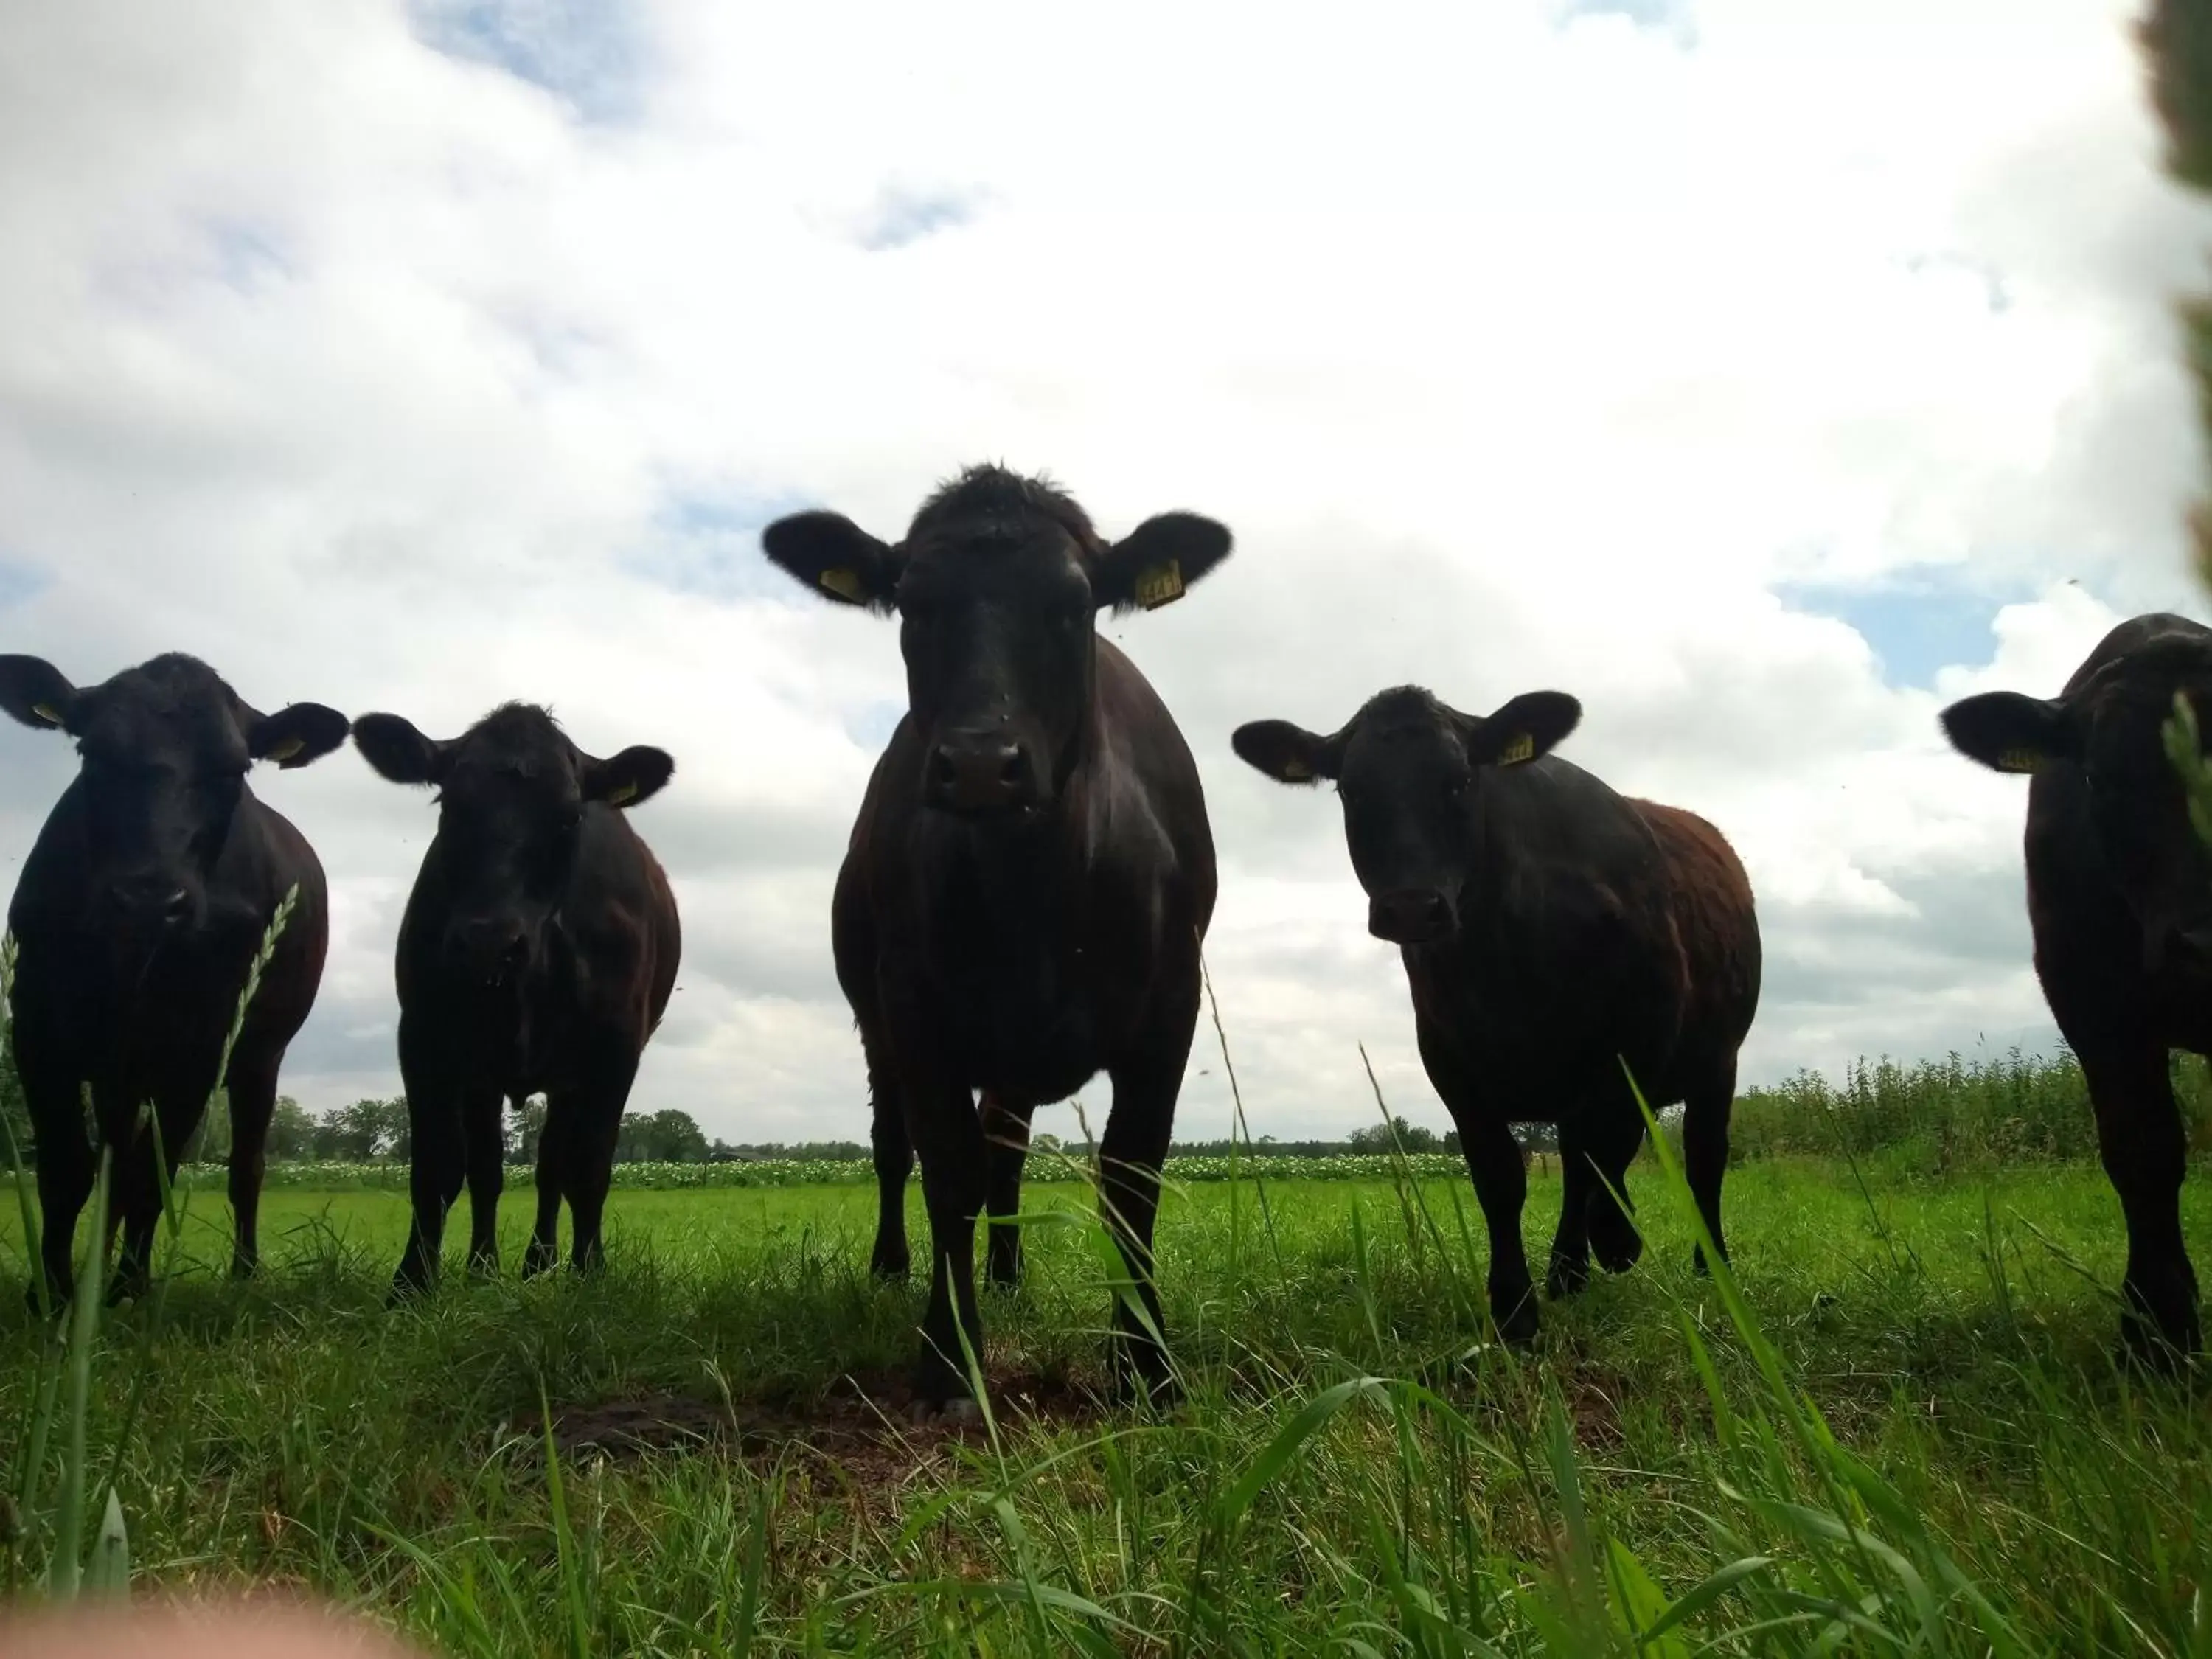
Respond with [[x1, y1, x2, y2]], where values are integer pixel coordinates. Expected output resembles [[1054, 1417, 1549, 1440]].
[[929, 749, 958, 789], [997, 748, 1025, 785], [161, 888, 191, 923]]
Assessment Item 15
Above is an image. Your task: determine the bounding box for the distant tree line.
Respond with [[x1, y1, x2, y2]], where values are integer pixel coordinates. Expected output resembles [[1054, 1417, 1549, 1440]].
[[0, 1062, 1549, 1171]]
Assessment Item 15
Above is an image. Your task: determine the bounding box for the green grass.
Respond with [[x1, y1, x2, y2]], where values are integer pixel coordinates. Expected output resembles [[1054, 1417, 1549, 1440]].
[[2, 1151, 2209, 1654]]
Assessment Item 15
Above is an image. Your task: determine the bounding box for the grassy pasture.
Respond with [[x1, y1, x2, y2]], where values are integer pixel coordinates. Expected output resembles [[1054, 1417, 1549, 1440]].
[[2, 1151, 2211, 1655]]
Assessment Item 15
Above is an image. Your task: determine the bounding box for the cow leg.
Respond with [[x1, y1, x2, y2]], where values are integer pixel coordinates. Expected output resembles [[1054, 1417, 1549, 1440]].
[[105, 1119, 167, 1310], [982, 1092, 1036, 1292], [524, 1098, 568, 1279], [1419, 1018, 1537, 1340], [20, 1053, 94, 1315], [462, 1091, 507, 1280], [1583, 1102, 1646, 1276], [1099, 1066, 1179, 1401], [2081, 1039, 2201, 1365], [867, 1051, 914, 1282], [390, 1042, 465, 1300], [1547, 1118, 1596, 1299], [907, 1081, 990, 1408], [224, 1058, 279, 1279], [559, 1055, 636, 1276], [1682, 1056, 1737, 1276]]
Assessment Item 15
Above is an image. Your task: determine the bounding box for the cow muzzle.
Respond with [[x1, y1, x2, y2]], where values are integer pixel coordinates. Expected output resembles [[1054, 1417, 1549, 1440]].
[[926, 729, 1044, 815], [103, 874, 196, 937], [447, 917, 532, 986], [1368, 888, 1455, 946]]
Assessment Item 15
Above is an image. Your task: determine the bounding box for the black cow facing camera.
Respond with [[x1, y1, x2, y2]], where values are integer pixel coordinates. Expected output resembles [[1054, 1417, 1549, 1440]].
[[1942, 611, 2212, 1367], [0, 652, 348, 1308], [762, 464, 1231, 1412], [351, 702, 681, 1297], [1234, 684, 1762, 1345]]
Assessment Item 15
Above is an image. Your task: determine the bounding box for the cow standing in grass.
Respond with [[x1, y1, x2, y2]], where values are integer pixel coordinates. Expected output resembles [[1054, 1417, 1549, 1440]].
[[350, 703, 681, 1295], [1232, 686, 1761, 1343], [1941, 612, 2212, 1366], [0, 653, 349, 1307], [762, 465, 1231, 1411]]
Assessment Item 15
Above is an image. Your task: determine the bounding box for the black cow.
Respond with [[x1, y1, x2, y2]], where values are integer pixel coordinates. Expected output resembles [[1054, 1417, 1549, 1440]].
[[1941, 611, 2212, 1364], [1233, 686, 1761, 1342], [349, 703, 681, 1295], [762, 465, 1231, 1410], [0, 653, 348, 1307]]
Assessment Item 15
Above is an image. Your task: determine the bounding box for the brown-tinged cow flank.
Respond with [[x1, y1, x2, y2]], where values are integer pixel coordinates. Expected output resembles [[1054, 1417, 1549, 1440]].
[[1233, 684, 1761, 1342]]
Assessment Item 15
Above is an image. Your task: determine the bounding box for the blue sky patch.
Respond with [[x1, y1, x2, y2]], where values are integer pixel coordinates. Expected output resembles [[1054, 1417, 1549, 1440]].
[[1557, 0, 1697, 44], [0, 559, 48, 612], [627, 489, 824, 603], [1776, 572, 2042, 688], [410, 0, 650, 124], [845, 700, 905, 750], [857, 186, 984, 252]]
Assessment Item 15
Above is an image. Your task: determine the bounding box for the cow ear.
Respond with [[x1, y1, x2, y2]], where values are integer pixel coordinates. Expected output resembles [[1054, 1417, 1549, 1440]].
[[1464, 691, 1581, 767], [1232, 718, 1343, 785], [1093, 512, 1234, 614], [1940, 691, 2072, 774], [248, 702, 350, 769], [761, 512, 904, 612], [0, 655, 79, 734], [582, 745, 674, 809], [350, 713, 451, 786]]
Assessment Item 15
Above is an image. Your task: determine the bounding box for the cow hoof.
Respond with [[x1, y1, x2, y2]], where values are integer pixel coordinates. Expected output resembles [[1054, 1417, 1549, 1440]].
[[1492, 1293, 1540, 1346], [1590, 1217, 1643, 1275], [1692, 1243, 1728, 1279], [869, 1255, 911, 1285], [1545, 1258, 1590, 1300], [2119, 1310, 2201, 1377], [908, 1396, 983, 1427], [229, 1256, 259, 1282]]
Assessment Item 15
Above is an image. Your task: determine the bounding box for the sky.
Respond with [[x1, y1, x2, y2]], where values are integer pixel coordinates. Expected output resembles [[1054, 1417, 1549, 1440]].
[[2, 0, 2211, 1147]]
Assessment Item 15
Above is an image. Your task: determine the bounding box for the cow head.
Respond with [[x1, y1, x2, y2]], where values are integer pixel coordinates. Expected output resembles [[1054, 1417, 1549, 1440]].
[[1943, 630, 2212, 974], [0, 653, 347, 943], [351, 703, 672, 985], [762, 465, 1231, 818], [1234, 686, 1582, 945]]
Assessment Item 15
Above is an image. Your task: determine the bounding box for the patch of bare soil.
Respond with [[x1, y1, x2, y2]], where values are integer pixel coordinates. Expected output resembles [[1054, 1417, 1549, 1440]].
[[517, 1365, 1107, 1486]]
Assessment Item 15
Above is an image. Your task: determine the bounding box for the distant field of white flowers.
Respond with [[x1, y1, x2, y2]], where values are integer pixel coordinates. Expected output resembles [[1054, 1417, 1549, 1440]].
[[175, 1151, 1475, 1189]]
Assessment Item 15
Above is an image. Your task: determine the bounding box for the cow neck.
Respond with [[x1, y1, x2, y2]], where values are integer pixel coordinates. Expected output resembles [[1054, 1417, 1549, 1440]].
[[958, 695, 1101, 945]]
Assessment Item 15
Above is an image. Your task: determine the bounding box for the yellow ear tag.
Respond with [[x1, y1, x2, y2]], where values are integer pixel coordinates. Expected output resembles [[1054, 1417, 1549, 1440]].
[[605, 780, 639, 807], [1498, 733, 1535, 765], [29, 702, 61, 727], [262, 736, 305, 764], [1280, 757, 1312, 782], [1134, 560, 1186, 611], [1995, 748, 2044, 775], [818, 567, 866, 603]]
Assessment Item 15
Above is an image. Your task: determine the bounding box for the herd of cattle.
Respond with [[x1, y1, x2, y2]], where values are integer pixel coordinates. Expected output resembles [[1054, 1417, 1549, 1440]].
[[0, 465, 2204, 1405]]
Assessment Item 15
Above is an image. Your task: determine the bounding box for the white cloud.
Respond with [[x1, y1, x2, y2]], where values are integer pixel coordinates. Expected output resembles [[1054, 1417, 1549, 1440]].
[[0, 0, 2206, 1142]]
